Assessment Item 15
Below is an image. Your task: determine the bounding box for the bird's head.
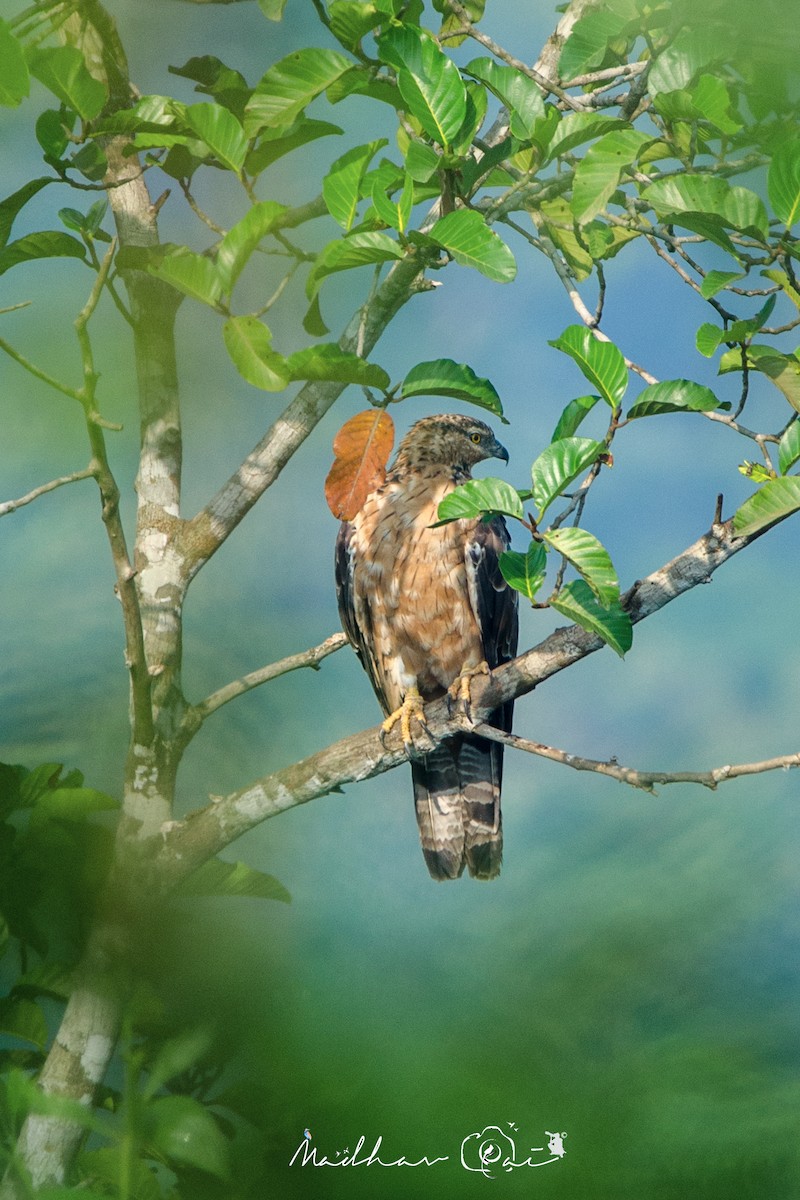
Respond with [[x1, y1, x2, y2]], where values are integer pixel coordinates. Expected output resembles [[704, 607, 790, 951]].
[[393, 413, 509, 475]]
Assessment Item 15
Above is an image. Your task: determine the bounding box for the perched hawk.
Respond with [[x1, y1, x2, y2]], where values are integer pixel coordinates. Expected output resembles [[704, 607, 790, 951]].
[[335, 413, 519, 881]]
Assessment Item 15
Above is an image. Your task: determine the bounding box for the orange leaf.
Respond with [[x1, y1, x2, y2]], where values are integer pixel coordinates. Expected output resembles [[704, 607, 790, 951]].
[[325, 409, 395, 521]]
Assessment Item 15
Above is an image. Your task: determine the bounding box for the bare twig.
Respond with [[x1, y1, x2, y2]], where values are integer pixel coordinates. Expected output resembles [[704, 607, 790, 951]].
[[561, 61, 647, 88], [463, 721, 800, 793], [0, 467, 96, 517], [175, 633, 348, 753], [0, 335, 85, 403]]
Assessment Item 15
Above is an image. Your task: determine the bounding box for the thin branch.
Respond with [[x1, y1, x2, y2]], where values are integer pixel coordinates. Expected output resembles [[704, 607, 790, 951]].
[[179, 180, 225, 235], [175, 633, 348, 752], [444, 0, 583, 112], [0, 467, 96, 518], [561, 61, 647, 88], [156, 511, 785, 883], [528, 215, 659, 382], [75, 244, 154, 748], [463, 721, 800, 793], [0, 335, 84, 403]]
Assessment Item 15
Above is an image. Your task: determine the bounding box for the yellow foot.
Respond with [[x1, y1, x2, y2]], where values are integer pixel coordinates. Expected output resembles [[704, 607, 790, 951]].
[[382, 685, 428, 750], [448, 661, 490, 721]]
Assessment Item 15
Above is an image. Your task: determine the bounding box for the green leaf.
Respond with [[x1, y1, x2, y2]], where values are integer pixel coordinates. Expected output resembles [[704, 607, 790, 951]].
[[464, 57, 544, 140], [548, 325, 627, 407], [695, 296, 777, 357], [551, 579, 632, 658], [700, 269, 744, 299], [372, 171, 414, 233], [400, 358, 503, 417], [768, 139, 800, 229], [328, 1, 381, 50], [149, 248, 222, 306], [28, 46, 107, 120], [695, 322, 724, 358], [0, 178, 52, 249], [719, 344, 800, 413], [642, 175, 768, 241], [0, 21, 29, 107], [69, 141, 108, 182], [18, 762, 63, 806], [0, 997, 47, 1049], [223, 316, 289, 391], [762, 268, 800, 312], [531, 436, 603, 517], [144, 1096, 229, 1179], [543, 526, 619, 607], [36, 108, 74, 160], [558, 7, 631, 80], [323, 140, 387, 231], [303, 293, 329, 336], [306, 230, 403, 298], [582, 219, 640, 262], [690, 74, 742, 135], [404, 139, 440, 182], [183, 102, 248, 172], [32, 786, 118, 823], [552, 395, 600, 441], [77, 1150, 161, 1200], [734, 477, 800, 537], [738, 461, 775, 484], [627, 378, 720, 419], [436, 477, 523, 523], [648, 28, 723, 96], [779, 421, 800, 474], [246, 118, 342, 176], [0, 231, 86, 277], [571, 129, 652, 225], [429, 209, 516, 282], [544, 113, 627, 163], [141, 1030, 213, 1102], [177, 857, 291, 902], [258, 0, 288, 18], [376, 25, 467, 148], [642, 173, 728, 222], [538, 197, 592, 282], [499, 541, 547, 602], [245, 48, 351, 133], [724, 186, 770, 240], [285, 344, 390, 389], [216, 200, 287, 294], [451, 79, 487, 154]]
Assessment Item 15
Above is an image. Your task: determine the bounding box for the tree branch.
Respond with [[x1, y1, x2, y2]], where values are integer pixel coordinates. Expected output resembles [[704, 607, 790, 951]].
[[156, 511, 778, 884], [461, 721, 800, 794], [174, 633, 348, 753], [0, 467, 96, 517]]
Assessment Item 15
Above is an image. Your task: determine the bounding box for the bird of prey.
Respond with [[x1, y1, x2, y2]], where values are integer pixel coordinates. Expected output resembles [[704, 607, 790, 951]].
[[335, 413, 519, 880]]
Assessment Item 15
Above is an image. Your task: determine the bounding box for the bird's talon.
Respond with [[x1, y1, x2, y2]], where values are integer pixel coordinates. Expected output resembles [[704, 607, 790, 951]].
[[448, 661, 490, 724], [382, 686, 428, 751]]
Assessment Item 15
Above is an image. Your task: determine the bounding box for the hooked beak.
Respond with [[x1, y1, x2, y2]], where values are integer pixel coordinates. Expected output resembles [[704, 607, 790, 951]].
[[491, 437, 509, 465]]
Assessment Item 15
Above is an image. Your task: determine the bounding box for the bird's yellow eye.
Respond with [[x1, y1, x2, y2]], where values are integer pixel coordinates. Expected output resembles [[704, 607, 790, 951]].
[[470, 433, 482, 444]]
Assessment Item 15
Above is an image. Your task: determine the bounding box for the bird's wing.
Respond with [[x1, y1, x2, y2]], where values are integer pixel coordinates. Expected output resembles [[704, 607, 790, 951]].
[[466, 514, 519, 681], [334, 520, 390, 713]]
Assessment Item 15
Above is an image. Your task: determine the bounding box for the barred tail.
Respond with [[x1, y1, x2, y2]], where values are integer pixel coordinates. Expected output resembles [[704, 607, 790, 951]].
[[412, 734, 503, 881]]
